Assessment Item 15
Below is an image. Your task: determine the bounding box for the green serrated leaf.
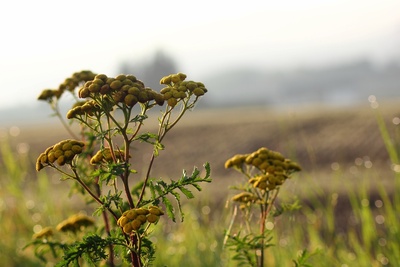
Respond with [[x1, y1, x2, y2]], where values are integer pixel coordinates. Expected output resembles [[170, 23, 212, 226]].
[[190, 167, 200, 179], [161, 196, 175, 222], [170, 191, 185, 222], [149, 181, 156, 200], [157, 180, 168, 189], [154, 183, 164, 196], [204, 162, 211, 178], [130, 114, 148, 123], [191, 183, 203, 191], [178, 186, 194, 199]]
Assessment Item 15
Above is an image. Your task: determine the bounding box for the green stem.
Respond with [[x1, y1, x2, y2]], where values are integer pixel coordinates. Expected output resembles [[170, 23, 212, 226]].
[[70, 167, 119, 221]]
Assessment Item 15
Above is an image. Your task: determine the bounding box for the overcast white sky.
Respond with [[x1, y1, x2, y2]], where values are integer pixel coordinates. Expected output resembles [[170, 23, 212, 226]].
[[1, 0, 400, 110]]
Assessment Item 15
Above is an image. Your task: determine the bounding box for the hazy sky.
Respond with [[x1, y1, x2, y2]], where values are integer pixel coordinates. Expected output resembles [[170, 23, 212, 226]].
[[1, 0, 400, 110]]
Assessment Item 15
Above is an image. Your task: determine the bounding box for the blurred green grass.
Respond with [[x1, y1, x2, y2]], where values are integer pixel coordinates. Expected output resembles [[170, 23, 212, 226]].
[[1, 103, 399, 266]]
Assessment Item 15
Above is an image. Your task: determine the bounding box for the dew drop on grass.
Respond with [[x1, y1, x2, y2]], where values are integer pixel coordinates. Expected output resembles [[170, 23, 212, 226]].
[[197, 242, 207, 251], [201, 205, 210, 215], [361, 198, 369, 207], [17, 142, 30, 154], [354, 157, 363, 166], [9, 126, 20, 137], [377, 253, 389, 265], [349, 166, 358, 175], [378, 238, 387, 247], [32, 213, 41, 223], [364, 160, 372, 168], [26, 200, 35, 210], [331, 162, 340, 171], [279, 238, 288, 247], [265, 221, 274, 230], [33, 224, 42, 233], [368, 95, 379, 109], [209, 240, 218, 252], [392, 117, 400, 125], [391, 164, 400, 173], [347, 252, 356, 261], [374, 199, 383, 208], [375, 215, 385, 224]]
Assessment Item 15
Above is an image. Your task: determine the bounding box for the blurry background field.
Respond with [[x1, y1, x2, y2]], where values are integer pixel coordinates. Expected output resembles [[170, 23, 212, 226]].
[[1, 100, 399, 266], [1, 1, 400, 266]]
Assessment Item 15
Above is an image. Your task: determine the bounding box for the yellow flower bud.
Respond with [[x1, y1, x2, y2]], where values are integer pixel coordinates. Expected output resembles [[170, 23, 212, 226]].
[[71, 145, 83, 154], [137, 215, 147, 224], [57, 155, 66, 166], [122, 79, 134, 86], [47, 152, 56, 163], [125, 210, 137, 220], [137, 91, 148, 103], [126, 75, 137, 82], [193, 88, 205, 96], [100, 84, 111, 95], [171, 74, 180, 83], [110, 80, 122, 90], [178, 73, 187, 81], [54, 149, 63, 159], [62, 142, 72, 151], [123, 223, 133, 234], [160, 87, 170, 94], [131, 219, 142, 230], [124, 94, 138, 107], [118, 216, 129, 227], [106, 78, 115, 85], [135, 208, 149, 215], [95, 74, 108, 81], [36, 161, 44, 171], [154, 93, 165, 106], [149, 206, 164, 216], [115, 74, 126, 81], [167, 98, 178, 107], [79, 88, 90, 98], [88, 83, 100, 93], [128, 87, 140, 96], [113, 91, 126, 103], [186, 81, 198, 91], [40, 154, 48, 164], [160, 75, 172, 85], [63, 150, 75, 161], [147, 214, 159, 223]]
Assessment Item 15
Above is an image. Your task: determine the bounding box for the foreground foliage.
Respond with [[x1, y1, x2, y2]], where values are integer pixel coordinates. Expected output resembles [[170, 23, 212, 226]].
[[27, 70, 211, 266]]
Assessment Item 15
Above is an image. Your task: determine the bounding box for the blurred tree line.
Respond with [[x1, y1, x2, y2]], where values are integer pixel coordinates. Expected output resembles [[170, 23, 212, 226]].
[[119, 50, 177, 91]]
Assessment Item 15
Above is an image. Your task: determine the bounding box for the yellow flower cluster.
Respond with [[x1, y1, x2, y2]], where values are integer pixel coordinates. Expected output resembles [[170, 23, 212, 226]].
[[225, 147, 301, 173], [160, 73, 208, 107], [66, 100, 103, 119], [117, 206, 164, 234], [37, 89, 62, 101], [225, 147, 301, 191], [231, 192, 259, 203], [36, 139, 85, 171], [38, 70, 96, 101], [56, 213, 95, 233], [90, 148, 125, 165], [33, 227, 53, 240], [78, 74, 164, 107], [249, 173, 285, 191]]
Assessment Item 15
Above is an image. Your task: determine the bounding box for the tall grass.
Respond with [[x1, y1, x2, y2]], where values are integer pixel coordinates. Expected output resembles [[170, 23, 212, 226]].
[[0, 133, 42, 266]]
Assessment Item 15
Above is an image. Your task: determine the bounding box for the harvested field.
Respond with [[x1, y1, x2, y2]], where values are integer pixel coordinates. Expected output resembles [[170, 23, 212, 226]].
[[11, 102, 398, 198]]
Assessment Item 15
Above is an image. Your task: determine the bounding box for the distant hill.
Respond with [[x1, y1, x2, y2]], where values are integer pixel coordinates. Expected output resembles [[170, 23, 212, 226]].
[[201, 59, 400, 107], [2, 59, 400, 126]]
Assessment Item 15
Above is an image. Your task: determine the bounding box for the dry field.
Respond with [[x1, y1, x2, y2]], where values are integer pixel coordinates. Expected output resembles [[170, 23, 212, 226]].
[[14, 102, 398, 199]]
